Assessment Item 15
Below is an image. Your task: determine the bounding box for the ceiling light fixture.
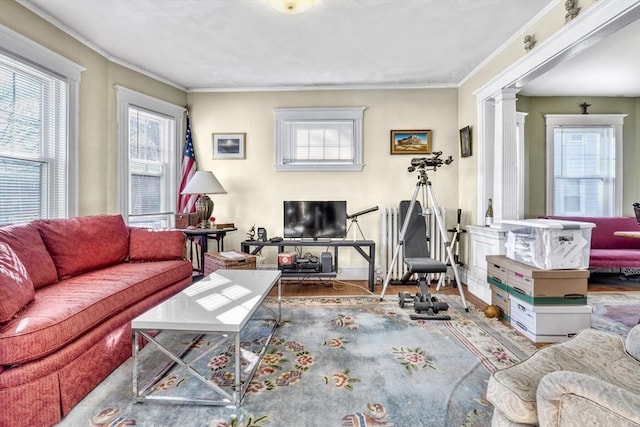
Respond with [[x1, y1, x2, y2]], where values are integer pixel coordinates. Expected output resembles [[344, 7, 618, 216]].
[[268, 0, 316, 15]]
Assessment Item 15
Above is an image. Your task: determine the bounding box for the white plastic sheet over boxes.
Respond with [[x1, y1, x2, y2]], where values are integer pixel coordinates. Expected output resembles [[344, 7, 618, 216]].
[[502, 219, 595, 270]]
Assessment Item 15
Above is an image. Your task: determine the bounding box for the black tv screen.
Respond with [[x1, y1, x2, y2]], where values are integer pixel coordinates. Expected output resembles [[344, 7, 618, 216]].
[[283, 201, 347, 239]]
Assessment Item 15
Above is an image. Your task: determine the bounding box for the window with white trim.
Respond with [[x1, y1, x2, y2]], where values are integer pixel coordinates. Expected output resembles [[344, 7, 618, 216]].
[[116, 87, 184, 228], [274, 107, 366, 171], [546, 114, 626, 217], [0, 25, 82, 225]]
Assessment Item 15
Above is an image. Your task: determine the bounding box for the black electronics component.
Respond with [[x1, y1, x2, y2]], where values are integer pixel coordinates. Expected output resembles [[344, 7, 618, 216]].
[[321, 252, 332, 273], [257, 227, 268, 242]]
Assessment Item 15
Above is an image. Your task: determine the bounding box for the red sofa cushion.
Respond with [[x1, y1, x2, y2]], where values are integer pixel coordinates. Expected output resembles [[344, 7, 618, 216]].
[[0, 260, 191, 365], [0, 243, 35, 323], [543, 216, 640, 250], [36, 215, 129, 279], [0, 223, 58, 289], [590, 249, 640, 268], [129, 228, 185, 261]]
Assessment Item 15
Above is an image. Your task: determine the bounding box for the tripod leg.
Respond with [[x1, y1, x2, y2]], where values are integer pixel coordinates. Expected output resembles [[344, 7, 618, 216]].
[[426, 184, 469, 312], [380, 184, 422, 300]]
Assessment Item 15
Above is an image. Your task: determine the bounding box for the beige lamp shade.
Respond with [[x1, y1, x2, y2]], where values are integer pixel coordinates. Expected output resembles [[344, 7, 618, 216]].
[[181, 171, 227, 195]]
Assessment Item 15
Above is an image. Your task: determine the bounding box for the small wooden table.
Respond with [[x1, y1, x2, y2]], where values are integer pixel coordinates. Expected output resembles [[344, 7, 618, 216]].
[[614, 231, 640, 239], [182, 227, 237, 276]]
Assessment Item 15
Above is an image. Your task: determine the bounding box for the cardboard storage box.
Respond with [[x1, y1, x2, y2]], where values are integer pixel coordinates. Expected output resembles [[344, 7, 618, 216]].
[[510, 295, 592, 343], [204, 250, 256, 275], [502, 219, 594, 270], [490, 283, 511, 322], [487, 255, 588, 305]]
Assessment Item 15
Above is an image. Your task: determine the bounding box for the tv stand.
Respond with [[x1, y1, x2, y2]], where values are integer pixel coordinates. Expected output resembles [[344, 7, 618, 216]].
[[240, 239, 376, 291]]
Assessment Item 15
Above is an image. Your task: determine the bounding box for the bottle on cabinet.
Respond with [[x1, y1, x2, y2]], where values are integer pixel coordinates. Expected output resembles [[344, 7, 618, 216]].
[[485, 199, 494, 227]]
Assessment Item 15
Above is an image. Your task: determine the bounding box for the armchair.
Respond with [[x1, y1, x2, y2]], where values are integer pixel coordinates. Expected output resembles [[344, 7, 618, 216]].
[[487, 324, 640, 426]]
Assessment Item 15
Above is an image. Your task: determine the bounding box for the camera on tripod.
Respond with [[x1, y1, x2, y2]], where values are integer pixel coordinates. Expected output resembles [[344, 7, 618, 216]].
[[407, 151, 453, 172]]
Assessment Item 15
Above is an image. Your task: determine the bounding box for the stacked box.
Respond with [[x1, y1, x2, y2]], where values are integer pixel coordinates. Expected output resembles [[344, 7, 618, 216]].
[[487, 259, 510, 321], [204, 250, 257, 275], [486, 255, 591, 342], [502, 219, 594, 270], [510, 297, 592, 343]]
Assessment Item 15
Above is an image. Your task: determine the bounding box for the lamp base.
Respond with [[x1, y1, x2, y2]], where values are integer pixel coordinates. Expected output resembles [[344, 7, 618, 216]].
[[196, 194, 214, 228]]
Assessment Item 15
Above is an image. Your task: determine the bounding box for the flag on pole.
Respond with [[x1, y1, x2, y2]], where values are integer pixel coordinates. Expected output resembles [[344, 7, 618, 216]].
[[178, 115, 198, 213]]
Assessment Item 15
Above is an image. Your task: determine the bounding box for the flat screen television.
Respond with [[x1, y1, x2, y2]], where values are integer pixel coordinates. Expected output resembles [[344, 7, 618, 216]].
[[283, 201, 347, 239]]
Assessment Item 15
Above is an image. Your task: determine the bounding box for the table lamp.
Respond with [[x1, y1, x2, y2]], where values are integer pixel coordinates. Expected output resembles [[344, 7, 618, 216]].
[[181, 171, 227, 228]]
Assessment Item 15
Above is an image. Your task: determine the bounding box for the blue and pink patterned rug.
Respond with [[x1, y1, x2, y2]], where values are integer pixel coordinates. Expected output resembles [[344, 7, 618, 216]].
[[58, 292, 634, 427]]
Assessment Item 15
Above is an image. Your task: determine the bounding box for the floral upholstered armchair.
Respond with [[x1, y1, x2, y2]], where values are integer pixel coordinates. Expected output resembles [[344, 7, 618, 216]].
[[487, 324, 640, 426]]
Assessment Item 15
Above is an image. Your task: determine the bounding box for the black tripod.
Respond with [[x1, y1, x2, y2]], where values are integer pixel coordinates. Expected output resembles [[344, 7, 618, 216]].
[[380, 155, 469, 314]]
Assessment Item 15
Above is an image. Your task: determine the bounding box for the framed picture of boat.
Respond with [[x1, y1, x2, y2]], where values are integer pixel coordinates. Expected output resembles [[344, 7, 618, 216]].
[[390, 130, 432, 155]]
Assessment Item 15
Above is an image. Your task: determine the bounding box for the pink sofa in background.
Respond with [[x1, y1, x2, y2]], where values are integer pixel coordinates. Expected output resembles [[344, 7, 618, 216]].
[[0, 214, 193, 427], [541, 216, 640, 269]]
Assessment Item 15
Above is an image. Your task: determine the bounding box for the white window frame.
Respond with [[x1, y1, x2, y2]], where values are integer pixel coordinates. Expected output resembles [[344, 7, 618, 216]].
[[0, 24, 83, 221], [116, 86, 184, 226], [274, 107, 366, 172], [545, 114, 626, 216]]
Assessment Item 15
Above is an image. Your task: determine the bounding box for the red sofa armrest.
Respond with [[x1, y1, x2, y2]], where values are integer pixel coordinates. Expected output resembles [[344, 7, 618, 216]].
[[128, 228, 186, 261]]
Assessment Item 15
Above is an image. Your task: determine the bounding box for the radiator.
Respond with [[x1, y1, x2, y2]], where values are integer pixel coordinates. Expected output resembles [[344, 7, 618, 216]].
[[380, 206, 447, 280]]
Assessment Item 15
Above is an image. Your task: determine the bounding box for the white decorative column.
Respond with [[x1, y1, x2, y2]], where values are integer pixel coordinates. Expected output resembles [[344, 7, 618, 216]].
[[493, 88, 520, 222]]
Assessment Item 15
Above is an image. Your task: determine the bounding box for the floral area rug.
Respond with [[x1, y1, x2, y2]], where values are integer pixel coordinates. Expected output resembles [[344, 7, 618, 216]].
[[58, 295, 537, 427]]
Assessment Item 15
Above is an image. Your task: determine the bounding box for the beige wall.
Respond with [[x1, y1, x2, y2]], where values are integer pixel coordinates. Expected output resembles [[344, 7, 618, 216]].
[[1, 0, 187, 215], [457, 0, 599, 227], [187, 89, 460, 267], [518, 96, 640, 218]]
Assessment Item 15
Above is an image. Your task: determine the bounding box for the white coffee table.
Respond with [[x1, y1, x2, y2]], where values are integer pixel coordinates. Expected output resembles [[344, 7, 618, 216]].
[[132, 269, 281, 407]]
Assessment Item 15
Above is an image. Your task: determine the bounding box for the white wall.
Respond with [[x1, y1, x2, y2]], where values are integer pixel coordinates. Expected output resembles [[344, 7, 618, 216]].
[[187, 89, 459, 274]]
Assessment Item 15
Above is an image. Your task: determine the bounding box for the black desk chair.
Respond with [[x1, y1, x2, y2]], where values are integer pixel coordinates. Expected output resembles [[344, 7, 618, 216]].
[[398, 200, 451, 320]]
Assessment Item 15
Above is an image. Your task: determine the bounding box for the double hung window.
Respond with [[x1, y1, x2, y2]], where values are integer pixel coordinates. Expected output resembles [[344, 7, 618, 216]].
[[546, 114, 625, 216], [116, 87, 184, 228], [0, 25, 81, 225]]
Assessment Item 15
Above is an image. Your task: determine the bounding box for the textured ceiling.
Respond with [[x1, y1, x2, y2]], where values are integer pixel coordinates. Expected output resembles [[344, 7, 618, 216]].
[[20, 0, 554, 91]]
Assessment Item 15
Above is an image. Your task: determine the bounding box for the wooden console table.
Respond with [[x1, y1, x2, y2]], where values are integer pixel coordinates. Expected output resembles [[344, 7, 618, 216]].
[[241, 239, 376, 291], [614, 231, 640, 239]]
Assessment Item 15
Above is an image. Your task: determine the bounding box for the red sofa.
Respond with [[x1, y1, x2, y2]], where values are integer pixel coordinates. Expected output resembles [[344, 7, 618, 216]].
[[0, 214, 193, 427], [541, 216, 640, 269]]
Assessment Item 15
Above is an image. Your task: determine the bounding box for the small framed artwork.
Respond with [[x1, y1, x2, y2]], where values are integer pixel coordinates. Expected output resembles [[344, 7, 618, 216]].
[[212, 133, 246, 159], [459, 126, 472, 158], [390, 130, 432, 155]]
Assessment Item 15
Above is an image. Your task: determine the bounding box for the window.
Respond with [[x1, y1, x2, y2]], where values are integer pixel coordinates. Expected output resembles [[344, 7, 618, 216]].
[[546, 114, 625, 216], [0, 25, 82, 225], [274, 107, 366, 171], [116, 87, 184, 228]]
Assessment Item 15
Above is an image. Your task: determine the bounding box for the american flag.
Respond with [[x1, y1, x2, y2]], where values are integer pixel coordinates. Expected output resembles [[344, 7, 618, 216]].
[[177, 115, 198, 213]]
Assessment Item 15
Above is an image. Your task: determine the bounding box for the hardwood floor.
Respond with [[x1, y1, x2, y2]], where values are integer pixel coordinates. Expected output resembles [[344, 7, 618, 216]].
[[269, 277, 638, 311]]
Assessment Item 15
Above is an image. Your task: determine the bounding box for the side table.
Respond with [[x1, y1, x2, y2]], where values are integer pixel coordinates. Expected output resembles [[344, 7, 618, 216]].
[[181, 227, 237, 276]]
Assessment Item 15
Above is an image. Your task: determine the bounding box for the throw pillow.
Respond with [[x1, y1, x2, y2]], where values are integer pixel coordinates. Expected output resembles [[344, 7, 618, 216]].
[[0, 242, 35, 323], [37, 215, 129, 279], [0, 223, 58, 289], [129, 228, 185, 261]]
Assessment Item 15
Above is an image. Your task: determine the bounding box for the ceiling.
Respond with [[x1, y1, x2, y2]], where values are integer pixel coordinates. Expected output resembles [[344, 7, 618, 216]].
[[17, 0, 639, 95]]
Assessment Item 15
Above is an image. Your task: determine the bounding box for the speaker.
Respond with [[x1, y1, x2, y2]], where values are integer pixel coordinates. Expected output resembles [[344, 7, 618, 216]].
[[321, 252, 332, 273]]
